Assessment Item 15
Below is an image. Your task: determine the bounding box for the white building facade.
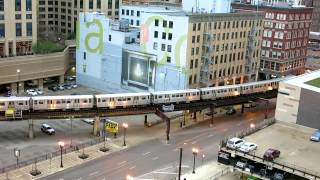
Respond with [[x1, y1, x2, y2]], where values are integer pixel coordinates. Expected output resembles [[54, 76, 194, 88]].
[[182, 0, 232, 13]]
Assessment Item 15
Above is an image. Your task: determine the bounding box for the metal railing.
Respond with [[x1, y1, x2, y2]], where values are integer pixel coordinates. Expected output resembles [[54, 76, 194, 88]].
[[0, 138, 103, 174]]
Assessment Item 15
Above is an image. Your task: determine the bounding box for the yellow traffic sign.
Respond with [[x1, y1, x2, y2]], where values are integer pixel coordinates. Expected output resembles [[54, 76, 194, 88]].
[[105, 119, 118, 133]]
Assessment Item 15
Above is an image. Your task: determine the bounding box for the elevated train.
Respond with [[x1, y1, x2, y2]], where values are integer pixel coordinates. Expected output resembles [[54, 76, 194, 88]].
[[0, 77, 287, 112]]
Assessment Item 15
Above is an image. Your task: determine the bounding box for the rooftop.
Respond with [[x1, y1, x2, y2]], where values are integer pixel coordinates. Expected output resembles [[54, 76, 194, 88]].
[[284, 70, 320, 93], [231, 2, 312, 11], [243, 122, 320, 176]]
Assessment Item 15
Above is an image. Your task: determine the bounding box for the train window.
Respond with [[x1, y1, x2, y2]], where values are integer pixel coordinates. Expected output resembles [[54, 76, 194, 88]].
[[0, 102, 5, 106], [118, 99, 122, 101], [89, 99, 92, 103], [83, 100, 88, 103], [62, 100, 66, 103], [66, 101, 71, 104], [155, 96, 157, 99], [102, 99, 106, 102], [98, 99, 101, 102], [18, 102, 23, 105], [142, 97, 146, 100], [39, 101, 43, 104], [128, 98, 131, 101], [180, 94, 183, 97], [56, 101, 61, 104], [159, 96, 162, 98], [172, 94, 175, 97], [34, 101, 37, 105]]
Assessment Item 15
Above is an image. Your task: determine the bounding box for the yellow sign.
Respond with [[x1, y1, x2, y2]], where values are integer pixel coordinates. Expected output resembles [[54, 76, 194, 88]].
[[105, 120, 118, 133]]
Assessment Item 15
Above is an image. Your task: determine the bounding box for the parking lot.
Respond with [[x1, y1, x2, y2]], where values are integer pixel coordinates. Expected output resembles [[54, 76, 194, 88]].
[[242, 122, 320, 175]]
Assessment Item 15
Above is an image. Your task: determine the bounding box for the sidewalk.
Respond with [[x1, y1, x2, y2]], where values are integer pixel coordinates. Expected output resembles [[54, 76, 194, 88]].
[[0, 138, 124, 180], [181, 161, 231, 180]]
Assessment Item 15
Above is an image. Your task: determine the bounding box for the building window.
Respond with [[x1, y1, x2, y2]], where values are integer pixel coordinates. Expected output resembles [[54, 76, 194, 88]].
[[136, 20, 140, 26], [15, 14, 21, 20], [190, 60, 193, 69], [131, 10, 134, 16], [89, 0, 93, 9], [26, 22, 32, 36], [0, 24, 5, 37], [195, 59, 198, 68], [154, 31, 158, 38], [194, 75, 197, 83], [126, 10, 129, 15], [161, 44, 166, 51], [168, 33, 172, 40], [153, 42, 158, 50], [108, 35, 111, 41], [162, 32, 166, 40], [26, 14, 32, 19], [80, 0, 83, 8], [155, 19, 159, 26], [189, 75, 192, 85], [83, 64, 86, 73], [122, 9, 125, 15], [15, 0, 21, 11], [16, 23, 21, 37], [163, 20, 167, 28], [169, 21, 173, 28], [0, 0, 3, 11], [108, 0, 112, 9], [167, 45, 172, 52], [26, 0, 32, 11], [97, 0, 101, 9], [137, 11, 140, 17], [167, 56, 171, 63], [83, 52, 86, 60]]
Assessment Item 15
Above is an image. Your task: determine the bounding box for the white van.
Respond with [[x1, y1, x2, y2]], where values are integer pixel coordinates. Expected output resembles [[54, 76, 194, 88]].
[[226, 137, 245, 149]]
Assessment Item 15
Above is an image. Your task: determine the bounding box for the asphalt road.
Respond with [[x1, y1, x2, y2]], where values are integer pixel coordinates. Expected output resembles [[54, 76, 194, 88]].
[[43, 105, 272, 180]]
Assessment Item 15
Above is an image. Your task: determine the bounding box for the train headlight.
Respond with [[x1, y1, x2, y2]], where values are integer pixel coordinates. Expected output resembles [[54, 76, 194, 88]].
[[188, 96, 193, 100], [267, 86, 273, 91], [234, 91, 240, 96]]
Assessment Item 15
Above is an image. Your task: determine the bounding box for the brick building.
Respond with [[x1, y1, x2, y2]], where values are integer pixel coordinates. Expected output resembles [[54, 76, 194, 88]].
[[303, 0, 320, 32], [232, 2, 313, 79]]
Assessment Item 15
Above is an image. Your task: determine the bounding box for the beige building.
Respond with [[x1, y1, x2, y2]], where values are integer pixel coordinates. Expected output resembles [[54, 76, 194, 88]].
[[187, 13, 264, 87], [0, 0, 37, 57], [123, 0, 181, 4], [38, 0, 122, 39]]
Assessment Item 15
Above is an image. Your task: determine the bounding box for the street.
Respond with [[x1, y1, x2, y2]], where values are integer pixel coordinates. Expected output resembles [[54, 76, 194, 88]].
[[42, 101, 275, 180]]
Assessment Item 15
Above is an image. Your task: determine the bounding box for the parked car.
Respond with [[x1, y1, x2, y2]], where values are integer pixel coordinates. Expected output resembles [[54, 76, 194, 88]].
[[72, 84, 78, 89], [26, 89, 38, 96], [81, 118, 94, 125], [263, 148, 280, 161], [226, 107, 236, 115], [236, 160, 247, 170], [310, 130, 320, 142], [41, 124, 55, 135], [226, 137, 245, 149], [36, 89, 43, 95], [48, 85, 58, 91], [63, 84, 72, 90], [239, 142, 258, 153], [273, 172, 286, 180], [58, 85, 64, 91]]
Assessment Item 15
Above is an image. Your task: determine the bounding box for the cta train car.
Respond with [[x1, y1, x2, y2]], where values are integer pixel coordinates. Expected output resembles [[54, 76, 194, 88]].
[[31, 95, 94, 110], [0, 97, 30, 112], [95, 93, 151, 109], [151, 89, 200, 104]]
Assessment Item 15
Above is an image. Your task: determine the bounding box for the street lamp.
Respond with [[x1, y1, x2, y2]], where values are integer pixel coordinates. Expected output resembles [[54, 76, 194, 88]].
[[250, 123, 255, 128], [16, 69, 21, 94], [58, 141, 64, 168], [126, 175, 133, 180], [192, 147, 199, 174], [14, 148, 20, 167], [122, 123, 128, 146]]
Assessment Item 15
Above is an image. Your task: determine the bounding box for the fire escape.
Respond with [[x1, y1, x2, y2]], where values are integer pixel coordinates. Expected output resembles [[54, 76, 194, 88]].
[[200, 32, 214, 86], [245, 26, 257, 82]]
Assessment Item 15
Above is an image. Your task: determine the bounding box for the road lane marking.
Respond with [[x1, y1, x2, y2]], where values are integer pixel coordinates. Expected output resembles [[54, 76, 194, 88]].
[[153, 171, 178, 175], [129, 166, 136, 170], [183, 142, 187, 145], [89, 171, 99, 176], [142, 152, 151, 156], [191, 141, 197, 144], [152, 156, 159, 160], [118, 161, 127, 165]]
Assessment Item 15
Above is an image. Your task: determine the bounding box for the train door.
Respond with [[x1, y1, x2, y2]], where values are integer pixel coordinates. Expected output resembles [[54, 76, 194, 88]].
[[74, 99, 80, 110], [133, 96, 139, 105]]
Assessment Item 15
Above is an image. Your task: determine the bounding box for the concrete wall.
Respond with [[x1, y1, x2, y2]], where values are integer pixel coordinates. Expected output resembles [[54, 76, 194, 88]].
[[0, 47, 70, 85], [275, 81, 301, 124], [297, 88, 320, 129]]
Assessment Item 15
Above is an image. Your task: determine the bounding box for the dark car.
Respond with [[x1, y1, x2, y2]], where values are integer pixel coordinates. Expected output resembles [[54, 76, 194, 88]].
[[263, 148, 280, 161], [226, 107, 236, 115], [48, 85, 58, 91], [273, 172, 286, 180]]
